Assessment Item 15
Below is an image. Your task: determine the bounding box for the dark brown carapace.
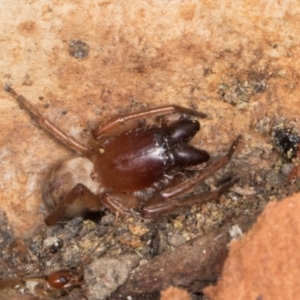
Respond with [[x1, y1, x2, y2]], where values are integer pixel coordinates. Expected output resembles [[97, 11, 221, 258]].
[[4, 86, 241, 225]]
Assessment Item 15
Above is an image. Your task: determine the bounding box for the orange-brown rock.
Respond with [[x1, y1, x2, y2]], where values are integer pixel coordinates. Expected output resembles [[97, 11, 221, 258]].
[[204, 193, 300, 300], [160, 286, 191, 300]]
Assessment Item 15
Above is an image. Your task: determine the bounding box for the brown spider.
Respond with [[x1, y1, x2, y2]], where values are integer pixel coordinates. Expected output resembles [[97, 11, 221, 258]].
[[4, 86, 240, 226]]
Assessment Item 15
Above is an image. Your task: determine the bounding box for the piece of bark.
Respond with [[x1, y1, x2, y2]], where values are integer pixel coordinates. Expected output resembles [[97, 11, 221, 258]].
[[110, 212, 260, 298]]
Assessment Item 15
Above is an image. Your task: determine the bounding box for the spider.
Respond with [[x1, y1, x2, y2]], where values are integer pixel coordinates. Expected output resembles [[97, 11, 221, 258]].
[[4, 86, 240, 226]]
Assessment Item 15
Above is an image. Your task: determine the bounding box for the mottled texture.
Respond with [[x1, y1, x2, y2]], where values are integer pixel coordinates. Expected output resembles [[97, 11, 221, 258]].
[[1, 0, 300, 236], [110, 213, 258, 298], [204, 193, 300, 300], [84, 253, 140, 300], [1, 1, 300, 299]]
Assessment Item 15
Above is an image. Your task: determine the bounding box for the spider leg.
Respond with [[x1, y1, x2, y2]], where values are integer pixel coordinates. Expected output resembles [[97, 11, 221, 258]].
[[44, 184, 102, 226], [101, 192, 142, 215], [4, 86, 92, 155], [142, 178, 239, 217], [92, 105, 207, 139]]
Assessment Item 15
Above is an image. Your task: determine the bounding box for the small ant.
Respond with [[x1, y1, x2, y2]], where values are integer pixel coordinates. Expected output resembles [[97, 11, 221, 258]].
[[0, 269, 83, 297]]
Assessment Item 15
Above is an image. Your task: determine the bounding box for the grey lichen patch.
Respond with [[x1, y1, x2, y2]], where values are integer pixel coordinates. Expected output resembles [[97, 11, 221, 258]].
[[218, 72, 268, 109], [84, 253, 140, 300], [255, 117, 272, 134]]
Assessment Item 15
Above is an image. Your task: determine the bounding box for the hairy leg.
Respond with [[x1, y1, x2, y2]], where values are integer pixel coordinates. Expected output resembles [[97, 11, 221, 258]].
[[4, 86, 92, 155]]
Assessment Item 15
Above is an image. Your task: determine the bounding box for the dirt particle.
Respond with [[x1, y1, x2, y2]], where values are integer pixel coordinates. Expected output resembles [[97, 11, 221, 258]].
[[69, 40, 90, 59], [273, 127, 300, 159]]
